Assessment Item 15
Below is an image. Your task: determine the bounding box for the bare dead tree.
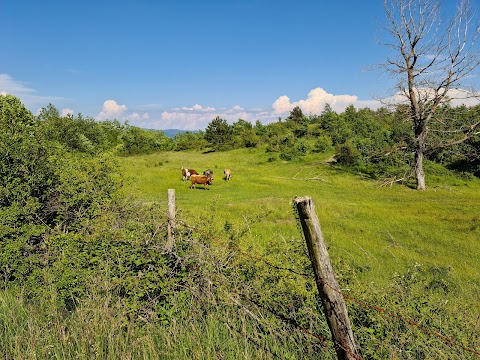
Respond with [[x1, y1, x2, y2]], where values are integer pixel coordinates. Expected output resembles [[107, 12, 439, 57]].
[[381, 0, 480, 189]]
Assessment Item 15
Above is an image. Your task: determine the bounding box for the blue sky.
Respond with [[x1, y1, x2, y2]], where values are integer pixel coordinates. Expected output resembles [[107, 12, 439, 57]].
[[2, 1, 395, 130]]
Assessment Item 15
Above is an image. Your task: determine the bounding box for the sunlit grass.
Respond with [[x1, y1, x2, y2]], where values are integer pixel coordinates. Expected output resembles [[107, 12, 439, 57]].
[[119, 148, 480, 299]]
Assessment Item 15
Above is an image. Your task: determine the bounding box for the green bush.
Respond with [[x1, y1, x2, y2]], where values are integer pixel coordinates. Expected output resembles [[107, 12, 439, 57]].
[[312, 135, 333, 153], [335, 141, 361, 165]]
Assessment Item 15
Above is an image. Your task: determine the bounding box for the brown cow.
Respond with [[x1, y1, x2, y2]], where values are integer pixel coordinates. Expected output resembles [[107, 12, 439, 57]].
[[224, 168, 232, 180], [190, 174, 213, 189]]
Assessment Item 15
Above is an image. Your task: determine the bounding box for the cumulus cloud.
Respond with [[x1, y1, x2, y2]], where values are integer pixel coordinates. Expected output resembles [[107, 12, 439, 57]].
[[178, 104, 216, 112], [61, 108, 74, 117], [124, 103, 278, 130], [272, 95, 293, 114], [97, 100, 128, 120], [132, 88, 383, 130], [273, 87, 360, 115], [125, 112, 150, 121]]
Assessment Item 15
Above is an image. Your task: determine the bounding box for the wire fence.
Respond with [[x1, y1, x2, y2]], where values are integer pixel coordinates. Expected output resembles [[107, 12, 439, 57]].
[[173, 216, 480, 359]]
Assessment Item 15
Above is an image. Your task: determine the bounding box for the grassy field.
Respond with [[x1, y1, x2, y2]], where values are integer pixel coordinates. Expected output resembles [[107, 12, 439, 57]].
[[2, 147, 479, 359], [119, 147, 480, 297]]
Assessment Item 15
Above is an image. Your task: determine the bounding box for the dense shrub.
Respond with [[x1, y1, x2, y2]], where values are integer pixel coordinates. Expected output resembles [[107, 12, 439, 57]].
[[174, 131, 208, 151], [38, 104, 124, 154], [335, 141, 361, 165], [0, 96, 118, 286], [312, 135, 333, 153], [119, 125, 174, 155]]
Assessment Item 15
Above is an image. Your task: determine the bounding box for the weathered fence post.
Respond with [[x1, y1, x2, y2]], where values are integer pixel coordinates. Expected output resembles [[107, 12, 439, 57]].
[[294, 196, 360, 360], [166, 189, 175, 252]]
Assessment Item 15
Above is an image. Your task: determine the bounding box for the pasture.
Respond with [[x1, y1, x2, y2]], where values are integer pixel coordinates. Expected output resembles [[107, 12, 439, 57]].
[[119, 147, 480, 301], [2, 147, 479, 359]]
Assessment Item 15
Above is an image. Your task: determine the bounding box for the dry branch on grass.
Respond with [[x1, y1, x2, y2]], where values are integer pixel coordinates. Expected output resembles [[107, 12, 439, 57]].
[[289, 171, 328, 182]]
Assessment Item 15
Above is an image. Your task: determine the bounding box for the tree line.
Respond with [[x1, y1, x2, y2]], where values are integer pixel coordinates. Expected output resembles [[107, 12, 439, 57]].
[[21, 97, 480, 184]]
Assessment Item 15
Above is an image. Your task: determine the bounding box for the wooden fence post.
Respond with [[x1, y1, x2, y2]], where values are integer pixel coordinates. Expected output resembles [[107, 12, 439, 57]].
[[166, 189, 175, 252], [294, 196, 360, 360]]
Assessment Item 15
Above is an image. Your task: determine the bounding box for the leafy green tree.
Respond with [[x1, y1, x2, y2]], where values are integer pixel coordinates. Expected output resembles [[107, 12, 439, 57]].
[[204, 116, 233, 150], [231, 119, 259, 148], [286, 106, 308, 137], [0, 95, 118, 285], [120, 125, 173, 156], [0, 95, 56, 282], [254, 120, 267, 140], [37, 104, 123, 154], [174, 131, 208, 151], [286, 106, 307, 125]]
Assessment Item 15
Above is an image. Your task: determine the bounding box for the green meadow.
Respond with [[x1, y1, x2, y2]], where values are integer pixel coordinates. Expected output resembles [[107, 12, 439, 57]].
[[2, 146, 479, 359], [120, 147, 480, 295]]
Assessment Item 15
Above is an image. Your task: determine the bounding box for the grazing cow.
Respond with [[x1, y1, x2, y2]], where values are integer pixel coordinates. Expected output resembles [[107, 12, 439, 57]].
[[190, 174, 213, 189], [203, 169, 214, 180], [181, 167, 199, 181], [181, 167, 190, 181], [224, 168, 232, 180]]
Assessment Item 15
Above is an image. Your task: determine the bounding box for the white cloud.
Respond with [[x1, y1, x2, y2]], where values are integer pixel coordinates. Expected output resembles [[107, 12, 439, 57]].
[[273, 87, 360, 115], [272, 95, 292, 113], [178, 104, 216, 112], [131, 88, 382, 131], [97, 100, 128, 120], [126, 103, 277, 130], [127, 112, 141, 120], [447, 89, 480, 107], [61, 108, 74, 117], [125, 112, 150, 121]]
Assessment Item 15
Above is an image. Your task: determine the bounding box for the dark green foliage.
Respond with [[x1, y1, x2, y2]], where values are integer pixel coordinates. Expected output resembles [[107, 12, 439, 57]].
[[37, 104, 175, 156], [204, 116, 233, 150], [335, 141, 361, 165], [427, 105, 480, 176], [286, 106, 309, 138], [45, 153, 117, 230], [231, 119, 259, 148], [0, 95, 56, 282]]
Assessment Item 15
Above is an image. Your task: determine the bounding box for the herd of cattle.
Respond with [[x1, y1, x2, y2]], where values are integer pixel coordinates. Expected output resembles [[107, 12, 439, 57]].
[[181, 167, 232, 189]]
